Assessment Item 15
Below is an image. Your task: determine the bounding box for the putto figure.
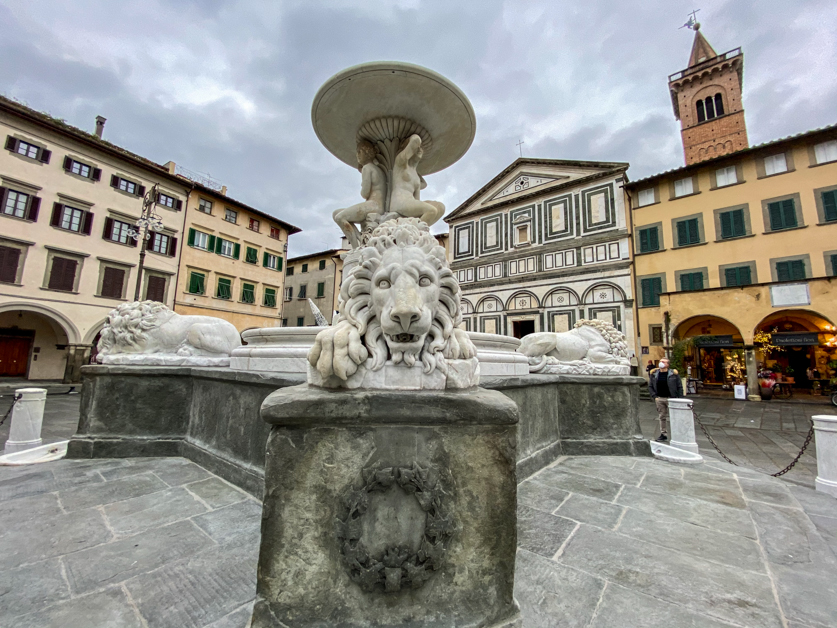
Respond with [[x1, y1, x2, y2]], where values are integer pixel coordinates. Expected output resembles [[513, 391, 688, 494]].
[[332, 139, 387, 248], [389, 134, 445, 226]]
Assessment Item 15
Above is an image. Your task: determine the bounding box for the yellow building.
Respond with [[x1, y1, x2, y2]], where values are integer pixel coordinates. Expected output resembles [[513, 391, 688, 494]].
[[627, 126, 837, 396], [171, 175, 301, 332], [282, 246, 348, 326]]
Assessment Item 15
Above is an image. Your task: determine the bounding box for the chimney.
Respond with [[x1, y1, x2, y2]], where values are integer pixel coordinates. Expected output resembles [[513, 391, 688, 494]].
[[95, 116, 106, 139]]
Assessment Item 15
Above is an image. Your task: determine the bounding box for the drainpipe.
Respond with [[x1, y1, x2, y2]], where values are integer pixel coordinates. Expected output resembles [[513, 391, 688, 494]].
[[623, 175, 642, 361], [172, 181, 195, 311]]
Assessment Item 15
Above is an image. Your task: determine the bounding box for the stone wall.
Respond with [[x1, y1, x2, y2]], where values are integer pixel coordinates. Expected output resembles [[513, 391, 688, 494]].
[[68, 365, 649, 496]]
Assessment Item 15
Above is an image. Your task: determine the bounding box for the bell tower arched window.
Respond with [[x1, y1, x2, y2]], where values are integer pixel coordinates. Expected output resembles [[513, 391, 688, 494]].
[[696, 99, 705, 123], [714, 93, 724, 116], [705, 96, 715, 119]]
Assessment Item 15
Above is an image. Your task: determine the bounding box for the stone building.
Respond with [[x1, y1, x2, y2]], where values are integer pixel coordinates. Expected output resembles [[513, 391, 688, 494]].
[[444, 157, 636, 353], [282, 246, 349, 326], [170, 166, 300, 332], [669, 25, 749, 166]]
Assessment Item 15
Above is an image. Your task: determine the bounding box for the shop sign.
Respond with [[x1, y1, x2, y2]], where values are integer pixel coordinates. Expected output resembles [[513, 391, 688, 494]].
[[773, 332, 819, 346], [695, 335, 735, 348]]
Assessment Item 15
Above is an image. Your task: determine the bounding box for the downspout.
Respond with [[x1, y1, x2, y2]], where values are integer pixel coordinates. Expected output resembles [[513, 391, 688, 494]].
[[172, 181, 195, 312], [623, 175, 642, 360]]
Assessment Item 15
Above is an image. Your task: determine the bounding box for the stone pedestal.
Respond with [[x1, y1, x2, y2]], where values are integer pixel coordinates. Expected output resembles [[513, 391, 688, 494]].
[[252, 384, 521, 628], [4, 388, 47, 454], [668, 398, 700, 456], [813, 415, 837, 498]]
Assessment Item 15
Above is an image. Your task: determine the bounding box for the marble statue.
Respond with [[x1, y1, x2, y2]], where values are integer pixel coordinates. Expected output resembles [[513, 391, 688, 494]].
[[332, 140, 387, 248], [308, 218, 477, 389], [388, 135, 445, 226], [97, 301, 241, 366], [517, 319, 631, 375]]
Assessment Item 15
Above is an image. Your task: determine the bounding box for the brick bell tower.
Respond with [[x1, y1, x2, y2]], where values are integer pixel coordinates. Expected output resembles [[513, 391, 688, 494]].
[[668, 23, 749, 165]]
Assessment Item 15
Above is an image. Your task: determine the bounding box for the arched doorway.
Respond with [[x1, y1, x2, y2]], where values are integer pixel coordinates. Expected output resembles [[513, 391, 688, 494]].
[[754, 310, 837, 391], [673, 315, 746, 387], [506, 291, 540, 338], [0, 307, 74, 379]]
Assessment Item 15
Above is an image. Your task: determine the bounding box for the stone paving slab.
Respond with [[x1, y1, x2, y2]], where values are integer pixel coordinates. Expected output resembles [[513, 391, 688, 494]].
[[1, 454, 836, 627]]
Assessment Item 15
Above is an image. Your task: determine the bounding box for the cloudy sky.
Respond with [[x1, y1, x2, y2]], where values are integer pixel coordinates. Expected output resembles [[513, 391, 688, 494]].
[[2, 0, 835, 256]]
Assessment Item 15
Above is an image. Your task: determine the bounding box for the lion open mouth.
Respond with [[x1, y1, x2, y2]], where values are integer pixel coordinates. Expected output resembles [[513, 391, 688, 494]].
[[389, 333, 420, 344]]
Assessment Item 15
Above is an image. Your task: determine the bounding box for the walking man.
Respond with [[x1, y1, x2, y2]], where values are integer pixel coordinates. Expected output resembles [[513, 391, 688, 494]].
[[648, 357, 683, 442]]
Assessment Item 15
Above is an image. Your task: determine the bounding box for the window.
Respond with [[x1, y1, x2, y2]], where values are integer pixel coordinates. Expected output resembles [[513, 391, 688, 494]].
[[764, 154, 788, 176], [456, 227, 471, 255], [515, 224, 529, 245], [149, 232, 175, 256], [319, 259, 326, 270], [225, 208, 237, 223], [16, 140, 40, 159], [245, 247, 258, 264], [638, 226, 660, 253], [673, 178, 694, 197], [263, 252, 281, 270], [696, 100, 705, 123], [814, 140, 837, 165], [263, 287, 276, 307], [715, 166, 737, 187], [106, 218, 134, 245], [282, 318, 288, 327], [301, 263, 308, 273], [776, 260, 806, 282], [188, 272, 205, 295], [705, 96, 715, 119], [0, 245, 21, 284], [831, 254, 837, 277], [316, 282, 325, 298], [286, 265, 294, 276], [218, 238, 236, 258], [484, 222, 498, 248], [216, 277, 232, 299], [62, 157, 100, 180], [640, 277, 662, 307], [298, 284, 307, 299], [100, 266, 125, 299], [725, 266, 752, 287], [241, 282, 255, 304], [146, 275, 166, 302], [270, 226, 281, 239], [297, 317, 305, 327], [3, 190, 29, 218], [249, 218, 260, 231], [679, 272, 704, 292], [650, 326, 664, 344], [284, 287, 293, 301], [676, 218, 700, 246], [157, 193, 178, 209], [5, 137, 50, 162], [188, 228, 214, 251], [768, 199, 797, 231], [51, 203, 92, 234], [198, 198, 213, 214], [637, 188, 655, 207], [48, 256, 78, 292], [116, 177, 137, 195], [823, 190, 837, 223], [714, 93, 724, 116], [719, 209, 746, 239]]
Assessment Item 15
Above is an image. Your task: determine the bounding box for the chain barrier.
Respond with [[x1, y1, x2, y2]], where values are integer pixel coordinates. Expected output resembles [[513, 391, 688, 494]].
[[692, 409, 814, 477], [0, 393, 22, 428]]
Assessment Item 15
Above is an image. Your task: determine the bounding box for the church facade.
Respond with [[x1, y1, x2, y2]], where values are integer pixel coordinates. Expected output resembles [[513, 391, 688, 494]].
[[444, 158, 636, 356]]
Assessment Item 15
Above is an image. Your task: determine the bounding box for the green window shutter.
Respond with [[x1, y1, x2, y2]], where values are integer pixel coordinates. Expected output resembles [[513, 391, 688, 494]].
[[264, 287, 276, 307], [263, 252, 268, 267], [641, 277, 662, 306], [651, 277, 661, 305], [188, 228, 196, 247], [822, 190, 837, 222], [732, 209, 745, 236], [207, 235, 216, 251], [725, 268, 738, 287], [769, 202, 783, 230], [317, 282, 325, 298], [639, 229, 648, 252], [677, 221, 687, 246], [790, 260, 805, 280], [693, 272, 703, 289], [649, 228, 659, 250], [831, 254, 837, 276], [782, 199, 797, 228], [277, 256, 283, 271], [217, 277, 231, 299], [680, 274, 690, 291], [245, 247, 258, 264], [189, 272, 205, 294], [233, 243, 240, 260], [241, 282, 255, 303], [776, 261, 790, 282], [687, 218, 699, 244], [739, 266, 752, 285], [215, 237, 223, 254], [720, 211, 732, 238]]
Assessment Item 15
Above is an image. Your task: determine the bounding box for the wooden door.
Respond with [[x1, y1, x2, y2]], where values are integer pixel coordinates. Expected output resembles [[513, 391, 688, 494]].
[[0, 337, 32, 377]]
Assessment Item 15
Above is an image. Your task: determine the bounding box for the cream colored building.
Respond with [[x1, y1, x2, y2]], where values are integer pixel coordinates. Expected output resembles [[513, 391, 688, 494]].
[[282, 246, 349, 326], [171, 172, 300, 331], [0, 96, 190, 381], [444, 158, 637, 356]]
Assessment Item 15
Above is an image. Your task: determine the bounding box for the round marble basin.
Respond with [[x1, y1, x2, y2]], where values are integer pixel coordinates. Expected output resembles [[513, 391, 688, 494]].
[[311, 61, 476, 175], [230, 327, 328, 372]]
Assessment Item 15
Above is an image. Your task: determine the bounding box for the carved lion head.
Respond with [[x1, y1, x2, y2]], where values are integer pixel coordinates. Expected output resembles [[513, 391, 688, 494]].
[[337, 218, 473, 374]]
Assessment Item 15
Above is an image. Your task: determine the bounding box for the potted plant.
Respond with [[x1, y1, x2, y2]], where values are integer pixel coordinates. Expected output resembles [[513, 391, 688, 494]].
[[785, 366, 795, 385]]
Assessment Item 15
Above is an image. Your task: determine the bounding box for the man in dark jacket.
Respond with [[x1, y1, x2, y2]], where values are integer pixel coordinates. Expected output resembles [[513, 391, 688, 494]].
[[648, 357, 683, 442]]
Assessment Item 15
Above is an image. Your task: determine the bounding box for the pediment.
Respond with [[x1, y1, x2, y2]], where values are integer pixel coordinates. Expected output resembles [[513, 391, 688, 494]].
[[486, 171, 568, 202]]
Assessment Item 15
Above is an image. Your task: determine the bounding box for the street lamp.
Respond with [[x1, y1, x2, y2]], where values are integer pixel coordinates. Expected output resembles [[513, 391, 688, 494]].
[[131, 184, 164, 301]]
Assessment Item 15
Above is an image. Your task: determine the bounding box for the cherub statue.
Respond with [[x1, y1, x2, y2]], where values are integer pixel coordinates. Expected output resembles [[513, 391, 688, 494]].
[[388, 134, 445, 226], [332, 140, 386, 248]]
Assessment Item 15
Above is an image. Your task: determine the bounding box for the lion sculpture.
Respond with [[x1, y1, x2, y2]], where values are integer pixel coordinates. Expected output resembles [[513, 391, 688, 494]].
[[97, 301, 241, 366], [308, 218, 477, 389], [517, 319, 631, 375]]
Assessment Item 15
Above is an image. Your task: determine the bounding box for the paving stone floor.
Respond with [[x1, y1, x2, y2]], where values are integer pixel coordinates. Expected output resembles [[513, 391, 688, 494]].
[[2, 454, 836, 627]]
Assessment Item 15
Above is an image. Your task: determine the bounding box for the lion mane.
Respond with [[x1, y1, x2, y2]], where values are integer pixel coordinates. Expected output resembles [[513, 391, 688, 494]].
[[336, 218, 472, 375], [97, 301, 169, 356]]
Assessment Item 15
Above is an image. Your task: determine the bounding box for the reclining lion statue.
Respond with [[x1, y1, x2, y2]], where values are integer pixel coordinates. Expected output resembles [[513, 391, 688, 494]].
[[308, 218, 477, 389], [97, 301, 241, 366], [517, 319, 630, 375]]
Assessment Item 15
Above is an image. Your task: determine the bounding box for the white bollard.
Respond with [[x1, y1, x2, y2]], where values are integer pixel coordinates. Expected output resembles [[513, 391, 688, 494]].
[[813, 415, 837, 498], [668, 397, 700, 455], [3, 388, 47, 454]]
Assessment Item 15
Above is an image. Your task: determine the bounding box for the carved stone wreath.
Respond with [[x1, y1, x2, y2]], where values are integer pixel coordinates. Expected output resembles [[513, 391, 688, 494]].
[[336, 462, 455, 593]]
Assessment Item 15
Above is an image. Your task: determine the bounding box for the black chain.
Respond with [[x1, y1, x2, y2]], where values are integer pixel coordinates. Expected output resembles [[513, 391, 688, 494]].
[[692, 409, 814, 476], [0, 393, 22, 428]]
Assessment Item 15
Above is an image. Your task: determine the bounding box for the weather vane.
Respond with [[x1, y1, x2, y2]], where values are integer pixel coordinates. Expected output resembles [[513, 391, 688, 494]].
[[516, 138, 525, 157], [680, 9, 700, 30]]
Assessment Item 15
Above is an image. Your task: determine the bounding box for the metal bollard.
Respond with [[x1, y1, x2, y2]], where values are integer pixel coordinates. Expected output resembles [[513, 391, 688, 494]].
[[668, 398, 700, 455], [813, 415, 837, 498], [4, 388, 48, 454]]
